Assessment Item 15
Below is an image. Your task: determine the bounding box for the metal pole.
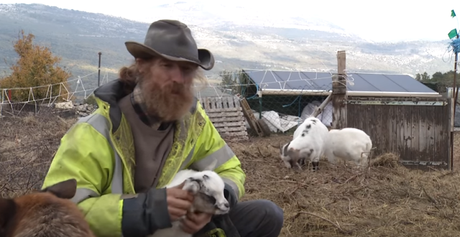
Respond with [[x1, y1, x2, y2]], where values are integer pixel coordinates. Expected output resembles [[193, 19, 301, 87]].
[[450, 34, 458, 171], [97, 52, 102, 87]]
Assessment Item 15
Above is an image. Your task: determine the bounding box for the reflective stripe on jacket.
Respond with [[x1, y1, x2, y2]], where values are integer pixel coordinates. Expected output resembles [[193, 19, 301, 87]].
[[41, 80, 246, 237]]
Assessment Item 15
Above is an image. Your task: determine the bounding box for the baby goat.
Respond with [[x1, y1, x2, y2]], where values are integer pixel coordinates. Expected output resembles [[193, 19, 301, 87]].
[[323, 127, 373, 168], [150, 162, 230, 237], [0, 179, 95, 237], [280, 117, 329, 171]]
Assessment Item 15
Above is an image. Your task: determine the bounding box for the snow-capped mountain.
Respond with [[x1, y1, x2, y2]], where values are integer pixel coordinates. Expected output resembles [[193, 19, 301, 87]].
[[0, 2, 455, 83]]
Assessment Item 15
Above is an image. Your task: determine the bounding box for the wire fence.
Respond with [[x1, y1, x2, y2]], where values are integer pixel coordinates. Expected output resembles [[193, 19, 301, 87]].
[[0, 70, 111, 117], [0, 70, 336, 136]]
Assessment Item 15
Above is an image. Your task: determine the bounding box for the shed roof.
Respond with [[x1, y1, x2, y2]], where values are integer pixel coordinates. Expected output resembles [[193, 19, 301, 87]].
[[242, 69, 440, 97]]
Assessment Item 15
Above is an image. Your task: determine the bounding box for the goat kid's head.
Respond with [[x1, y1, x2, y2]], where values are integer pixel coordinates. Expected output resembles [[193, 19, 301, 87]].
[[279, 139, 305, 170], [0, 179, 94, 237], [279, 142, 290, 160], [183, 170, 230, 215], [286, 143, 315, 171], [280, 141, 301, 169]]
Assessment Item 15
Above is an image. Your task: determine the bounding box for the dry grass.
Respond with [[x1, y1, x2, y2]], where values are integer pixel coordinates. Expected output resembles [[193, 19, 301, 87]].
[[230, 135, 460, 237], [0, 113, 77, 197], [2, 113, 460, 237]]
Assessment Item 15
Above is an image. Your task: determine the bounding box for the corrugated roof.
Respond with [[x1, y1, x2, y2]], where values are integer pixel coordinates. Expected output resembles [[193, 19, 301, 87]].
[[242, 69, 437, 93]]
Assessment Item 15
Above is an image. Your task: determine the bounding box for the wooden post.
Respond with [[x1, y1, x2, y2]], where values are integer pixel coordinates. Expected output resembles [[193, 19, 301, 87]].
[[331, 50, 347, 129], [0, 89, 3, 117]]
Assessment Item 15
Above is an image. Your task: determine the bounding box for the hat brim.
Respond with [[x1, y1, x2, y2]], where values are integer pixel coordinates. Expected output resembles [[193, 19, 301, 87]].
[[125, 41, 214, 71]]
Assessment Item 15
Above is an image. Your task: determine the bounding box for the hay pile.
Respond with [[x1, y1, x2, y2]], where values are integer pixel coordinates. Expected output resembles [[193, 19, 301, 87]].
[[229, 137, 460, 237]]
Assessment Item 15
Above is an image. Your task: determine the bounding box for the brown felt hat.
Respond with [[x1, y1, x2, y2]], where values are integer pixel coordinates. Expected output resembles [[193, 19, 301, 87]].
[[125, 19, 215, 70]]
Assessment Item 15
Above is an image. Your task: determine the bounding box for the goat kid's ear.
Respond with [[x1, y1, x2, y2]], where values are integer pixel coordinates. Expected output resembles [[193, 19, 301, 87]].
[[0, 198, 16, 227], [41, 179, 77, 199]]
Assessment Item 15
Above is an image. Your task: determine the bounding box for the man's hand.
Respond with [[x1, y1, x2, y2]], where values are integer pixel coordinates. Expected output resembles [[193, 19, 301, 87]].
[[180, 211, 213, 234], [166, 181, 194, 222]]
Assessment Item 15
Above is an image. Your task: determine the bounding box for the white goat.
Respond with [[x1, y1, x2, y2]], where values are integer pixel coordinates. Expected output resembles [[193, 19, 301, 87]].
[[323, 127, 373, 168], [280, 117, 329, 171], [149, 161, 230, 237]]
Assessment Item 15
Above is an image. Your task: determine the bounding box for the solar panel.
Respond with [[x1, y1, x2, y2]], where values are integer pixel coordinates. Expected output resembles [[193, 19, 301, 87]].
[[242, 69, 437, 94], [300, 72, 334, 91], [385, 74, 436, 93]]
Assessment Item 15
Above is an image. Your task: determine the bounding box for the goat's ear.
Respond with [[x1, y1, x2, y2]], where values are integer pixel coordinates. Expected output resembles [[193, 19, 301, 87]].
[[41, 179, 77, 199], [283, 142, 290, 155], [202, 159, 218, 171], [0, 198, 16, 228]]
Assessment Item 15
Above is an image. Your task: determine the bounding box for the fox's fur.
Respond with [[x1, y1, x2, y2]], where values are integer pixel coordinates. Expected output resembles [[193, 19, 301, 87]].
[[0, 179, 95, 237]]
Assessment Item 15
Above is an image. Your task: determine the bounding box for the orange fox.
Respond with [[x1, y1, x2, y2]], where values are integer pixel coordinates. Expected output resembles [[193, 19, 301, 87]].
[[0, 179, 95, 237]]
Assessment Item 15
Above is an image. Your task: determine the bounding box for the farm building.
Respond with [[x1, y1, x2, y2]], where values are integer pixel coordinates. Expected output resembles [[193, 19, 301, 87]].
[[227, 68, 452, 170], [236, 69, 441, 130]]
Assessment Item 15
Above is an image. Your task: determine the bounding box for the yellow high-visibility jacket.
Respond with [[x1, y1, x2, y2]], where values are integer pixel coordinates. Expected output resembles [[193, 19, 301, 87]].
[[41, 80, 246, 237]]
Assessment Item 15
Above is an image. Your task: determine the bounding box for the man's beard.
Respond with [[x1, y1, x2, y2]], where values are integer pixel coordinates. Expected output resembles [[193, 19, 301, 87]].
[[139, 78, 195, 122]]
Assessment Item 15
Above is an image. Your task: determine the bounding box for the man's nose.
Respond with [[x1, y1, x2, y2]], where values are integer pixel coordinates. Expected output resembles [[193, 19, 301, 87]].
[[170, 67, 186, 83]]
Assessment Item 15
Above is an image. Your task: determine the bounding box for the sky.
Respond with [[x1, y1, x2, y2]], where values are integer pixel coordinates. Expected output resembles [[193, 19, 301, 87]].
[[1, 0, 460, 42]]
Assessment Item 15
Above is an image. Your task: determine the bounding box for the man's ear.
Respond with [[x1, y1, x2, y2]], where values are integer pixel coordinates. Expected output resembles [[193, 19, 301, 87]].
[[135, 58, 145, 73]]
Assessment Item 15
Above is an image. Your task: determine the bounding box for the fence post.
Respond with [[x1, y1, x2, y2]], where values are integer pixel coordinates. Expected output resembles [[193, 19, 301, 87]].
[[97, 52, 102, 87], [331, 50, 347, 129], [0, 89, 3, 117]]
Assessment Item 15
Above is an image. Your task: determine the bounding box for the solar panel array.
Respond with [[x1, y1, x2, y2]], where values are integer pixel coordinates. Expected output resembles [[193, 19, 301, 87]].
[[242, 69, 437, 93]]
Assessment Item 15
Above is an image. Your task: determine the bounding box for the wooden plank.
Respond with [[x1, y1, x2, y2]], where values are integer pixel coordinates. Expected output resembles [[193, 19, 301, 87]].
[[208, 117, 244, 123], [207, 111, 243, 118], [205, 108, 242, 113], [204, 97, 211, 110], [218, 131, 248, 136], [426, 104, 435, 164], [217, 126, 247, 132], [367, 103, 377, 155], [404, 104, 413, 164], [374, 103, 383, 157], [411, 105, 420, 163], [199, 96, 249, 141], [233, 97, 241, 108], [389, 104, 398, 153], [439, 100, 449, 164], [418, 105, 427, 162], [216, 97, 222, 109], [213, 121, 246, 127]]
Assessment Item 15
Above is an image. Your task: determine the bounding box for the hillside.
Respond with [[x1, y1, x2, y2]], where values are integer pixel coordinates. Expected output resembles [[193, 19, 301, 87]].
[[0, 3, 457, 92]]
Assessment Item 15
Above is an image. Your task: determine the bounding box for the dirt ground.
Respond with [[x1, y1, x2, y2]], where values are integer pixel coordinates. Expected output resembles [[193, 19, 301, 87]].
[[2, 111, 460, 237]]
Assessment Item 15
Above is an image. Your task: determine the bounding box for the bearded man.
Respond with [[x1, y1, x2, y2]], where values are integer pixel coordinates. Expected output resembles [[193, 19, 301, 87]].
[[41, 19, 284, 237]]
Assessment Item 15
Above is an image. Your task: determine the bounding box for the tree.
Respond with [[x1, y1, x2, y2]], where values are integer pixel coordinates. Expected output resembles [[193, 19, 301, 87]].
[[219, 70, 238, 95], [0, 30, 72, 102], [218, 70, 255, 97], [415, 72, 430, 82]]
